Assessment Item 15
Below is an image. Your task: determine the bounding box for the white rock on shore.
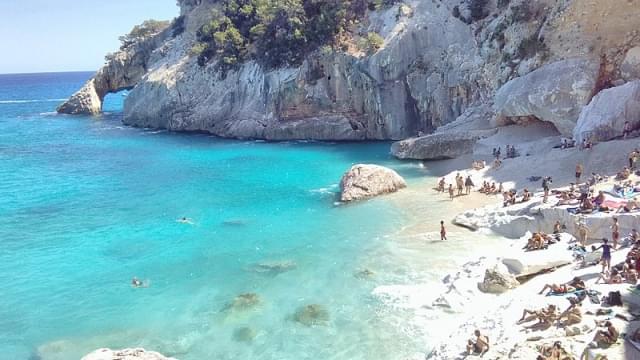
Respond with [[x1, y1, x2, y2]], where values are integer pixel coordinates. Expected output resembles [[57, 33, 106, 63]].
[[81, 348, 175, 360], [339, 164, 406, 202]]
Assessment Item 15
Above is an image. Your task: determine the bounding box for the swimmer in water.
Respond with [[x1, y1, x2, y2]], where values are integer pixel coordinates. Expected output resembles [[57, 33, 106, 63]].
[[131, 277, 143, 288], [177, 217, 194, 225]]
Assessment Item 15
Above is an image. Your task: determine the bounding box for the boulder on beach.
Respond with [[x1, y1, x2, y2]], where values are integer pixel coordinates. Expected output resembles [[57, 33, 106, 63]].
[[501, 233, 575, 277], [477, 263, 520, 294], [390, 131, 490, 160], [339, 164, 406, 202], [493, 58, 599, 136], [81, 348, 174, 360], [292, 304, 330, 326], [573, 81, 640, 143], [621, 47, 640, 81]]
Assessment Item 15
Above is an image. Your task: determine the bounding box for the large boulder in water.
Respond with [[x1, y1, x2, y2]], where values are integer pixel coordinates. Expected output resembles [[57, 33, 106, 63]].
[[573, 81, 640, 143], [493, 58, 599, 136], [225, 293, 261, 312], [339, 164, 406, 202], [477, 263, 519, 294], [81, 348, 174, 360]]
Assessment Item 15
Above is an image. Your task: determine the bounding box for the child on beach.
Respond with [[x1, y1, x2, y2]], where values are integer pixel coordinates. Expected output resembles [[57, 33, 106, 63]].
[[440, 220, 447, 241], [448, 184, 454, 200]]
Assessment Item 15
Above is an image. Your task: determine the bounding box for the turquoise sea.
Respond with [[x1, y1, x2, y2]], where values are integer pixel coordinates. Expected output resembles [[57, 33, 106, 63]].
[[0, 72, 499, 360]]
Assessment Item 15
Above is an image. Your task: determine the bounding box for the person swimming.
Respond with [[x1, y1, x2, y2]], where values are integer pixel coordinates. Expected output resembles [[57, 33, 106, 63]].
[[131, 276, 150, 288], [177, 217, 194, 225]]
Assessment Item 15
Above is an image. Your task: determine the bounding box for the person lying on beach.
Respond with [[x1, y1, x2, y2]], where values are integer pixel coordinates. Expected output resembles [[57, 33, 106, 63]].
[[538, 277, 585, 295], [618, 197, 640, 213], [590, 321, 619, 348], [518, 304, 558, 327], [538, 283, 576, 295], [466, 329, 489, 356], [555, 192, 573, 206]]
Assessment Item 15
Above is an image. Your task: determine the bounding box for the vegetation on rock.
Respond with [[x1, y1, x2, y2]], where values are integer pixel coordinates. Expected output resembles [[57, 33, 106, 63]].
[[119, 19, 170, 49], [194, 0, 397, 74]]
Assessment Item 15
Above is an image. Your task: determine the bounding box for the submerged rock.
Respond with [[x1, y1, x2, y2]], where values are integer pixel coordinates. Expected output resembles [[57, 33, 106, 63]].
[[250, 260, 297, 276], [81, 348, 174, 360], [293, 304, 330, 326], [477, 263, 519, 294], [339, 164, 406, 202], [232, 327, 257, 343], [493, 58, 599, 136], [226, 293, 261, 312], [354, 268, 376, 279], [573, 80, 640, 143]]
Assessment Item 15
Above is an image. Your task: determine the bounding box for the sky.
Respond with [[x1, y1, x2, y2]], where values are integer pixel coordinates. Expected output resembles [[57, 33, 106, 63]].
[[0, 0, 179, 74]]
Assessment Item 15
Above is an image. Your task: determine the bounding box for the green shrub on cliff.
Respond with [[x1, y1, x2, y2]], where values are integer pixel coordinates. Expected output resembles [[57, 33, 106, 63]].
[[194, 0, 397, 74], [119, 19, 170, 49]]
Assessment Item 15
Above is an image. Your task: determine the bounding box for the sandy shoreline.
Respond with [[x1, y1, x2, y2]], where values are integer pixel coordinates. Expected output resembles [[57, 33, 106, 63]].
[[388, 135, 640, 359]]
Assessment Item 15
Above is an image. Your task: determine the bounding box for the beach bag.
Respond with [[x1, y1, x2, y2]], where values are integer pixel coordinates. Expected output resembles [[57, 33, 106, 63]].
[[607, 291, 623, 306]]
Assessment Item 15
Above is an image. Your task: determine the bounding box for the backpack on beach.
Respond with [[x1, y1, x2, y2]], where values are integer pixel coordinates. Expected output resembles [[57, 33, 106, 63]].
[[605, 291, 623, 306]]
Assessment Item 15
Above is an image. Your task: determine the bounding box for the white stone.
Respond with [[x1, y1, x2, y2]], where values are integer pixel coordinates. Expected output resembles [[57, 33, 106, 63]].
[[81, 348, 175, 360], [339, 164, 406, 202]]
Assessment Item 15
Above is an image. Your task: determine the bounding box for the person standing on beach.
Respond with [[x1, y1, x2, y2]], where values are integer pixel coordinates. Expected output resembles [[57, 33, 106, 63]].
[[629, 150, 637, 169], [465, 175, 474, 195], [542, 176, 551, 203], [612, 217, 620, 249], [594, 238, 612, 272], [440, 220, 447, 241], [575, 163, 584, 184], [577, 222, 589, 246], [456, 173, 464, 196]]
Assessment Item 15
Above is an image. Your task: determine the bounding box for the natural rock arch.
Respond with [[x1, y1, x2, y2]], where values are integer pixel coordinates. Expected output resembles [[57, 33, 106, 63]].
[[58, 25, 170, 115]]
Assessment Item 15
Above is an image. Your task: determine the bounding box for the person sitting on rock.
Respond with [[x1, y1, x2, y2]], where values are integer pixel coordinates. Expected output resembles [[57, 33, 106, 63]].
[[580, 197, 594, 213], [553, 220, 562, 234], [593, 191, 606, 207], [521, 188, 531, 202], [590, 321, 619, 348], [466, 329, 489, 356], [489, 182, 497, 194], [617, 167, 631, 180], [525, 232, 547, 251], [624, 121, 633, 139], [518, 304, 558, 327]]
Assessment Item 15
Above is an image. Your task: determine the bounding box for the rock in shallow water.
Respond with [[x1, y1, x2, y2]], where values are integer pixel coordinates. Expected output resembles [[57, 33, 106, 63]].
[[339, 164, 406, 202], [226, 293, 261, 312], [81, 348, 174, 360], [293, 304, 330, 326], [250, 260, 297, 276]]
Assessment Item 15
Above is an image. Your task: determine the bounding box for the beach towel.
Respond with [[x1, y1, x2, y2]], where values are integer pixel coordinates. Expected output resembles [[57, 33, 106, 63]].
[[602, 199, 626, 209], [567, 207, 580, 214]]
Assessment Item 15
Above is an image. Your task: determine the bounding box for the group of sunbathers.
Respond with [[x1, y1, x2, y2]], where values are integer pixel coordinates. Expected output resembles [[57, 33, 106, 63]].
[[503, 188, 532, 207], [478, 181, 501, 195], [524, 232, 559, 251]]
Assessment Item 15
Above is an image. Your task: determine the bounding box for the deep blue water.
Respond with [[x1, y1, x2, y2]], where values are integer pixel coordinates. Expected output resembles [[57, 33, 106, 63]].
[[0, 72, 459, 359]]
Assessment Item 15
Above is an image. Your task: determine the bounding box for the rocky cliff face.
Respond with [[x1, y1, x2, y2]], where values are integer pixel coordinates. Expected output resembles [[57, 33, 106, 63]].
[[59, 0, 640, 142]]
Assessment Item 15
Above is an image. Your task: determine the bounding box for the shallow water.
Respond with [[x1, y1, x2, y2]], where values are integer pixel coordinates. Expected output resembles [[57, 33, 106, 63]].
[[0, 72, 502, 359]]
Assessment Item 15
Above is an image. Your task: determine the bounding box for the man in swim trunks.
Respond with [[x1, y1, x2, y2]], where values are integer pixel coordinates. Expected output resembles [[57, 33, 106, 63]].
[[594, 238, 612, 272]]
